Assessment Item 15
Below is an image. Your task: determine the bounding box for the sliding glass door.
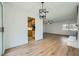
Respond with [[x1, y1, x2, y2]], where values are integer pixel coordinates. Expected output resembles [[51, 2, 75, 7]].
[[0, 2, 3, 56]]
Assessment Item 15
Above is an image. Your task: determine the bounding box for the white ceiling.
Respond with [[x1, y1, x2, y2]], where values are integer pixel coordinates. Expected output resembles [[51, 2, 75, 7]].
[[5, 2, 78, 21]]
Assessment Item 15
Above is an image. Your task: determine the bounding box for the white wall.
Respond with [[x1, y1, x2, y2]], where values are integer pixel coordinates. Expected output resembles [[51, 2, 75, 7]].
[[36, 19, 43, 40], [3, 3, 28, 49], [44, 20, 77, 35], [3, 2, 43, 49]]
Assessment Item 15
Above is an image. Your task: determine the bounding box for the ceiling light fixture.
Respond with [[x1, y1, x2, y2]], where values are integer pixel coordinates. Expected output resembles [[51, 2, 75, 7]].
[[39, 2, 48, 19], [43, 20, 53, 24]]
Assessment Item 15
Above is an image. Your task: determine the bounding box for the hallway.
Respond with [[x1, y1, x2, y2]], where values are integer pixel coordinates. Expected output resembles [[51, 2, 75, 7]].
[[4, 33, 79, 56]]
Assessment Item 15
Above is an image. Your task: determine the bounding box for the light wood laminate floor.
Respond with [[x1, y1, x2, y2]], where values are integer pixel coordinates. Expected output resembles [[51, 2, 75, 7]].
[[4, 33, 79, 56]]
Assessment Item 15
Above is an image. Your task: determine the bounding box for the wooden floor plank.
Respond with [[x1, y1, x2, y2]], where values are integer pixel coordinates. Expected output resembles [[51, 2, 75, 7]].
[[4, 33, 79, 56]]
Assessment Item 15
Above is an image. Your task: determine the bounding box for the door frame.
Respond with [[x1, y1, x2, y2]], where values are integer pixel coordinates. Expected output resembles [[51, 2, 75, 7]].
[[0, 2, 4, 55]]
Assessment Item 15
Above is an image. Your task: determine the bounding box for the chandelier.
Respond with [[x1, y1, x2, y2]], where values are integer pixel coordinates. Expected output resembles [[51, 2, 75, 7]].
[[39, 2, 48, 19]]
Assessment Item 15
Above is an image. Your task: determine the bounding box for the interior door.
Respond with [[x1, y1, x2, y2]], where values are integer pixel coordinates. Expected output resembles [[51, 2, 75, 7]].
[[0, 2, 3, 56]]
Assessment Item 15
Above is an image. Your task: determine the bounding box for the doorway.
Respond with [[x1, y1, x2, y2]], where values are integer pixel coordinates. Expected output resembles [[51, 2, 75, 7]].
[[28, 17, 35, 43]]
